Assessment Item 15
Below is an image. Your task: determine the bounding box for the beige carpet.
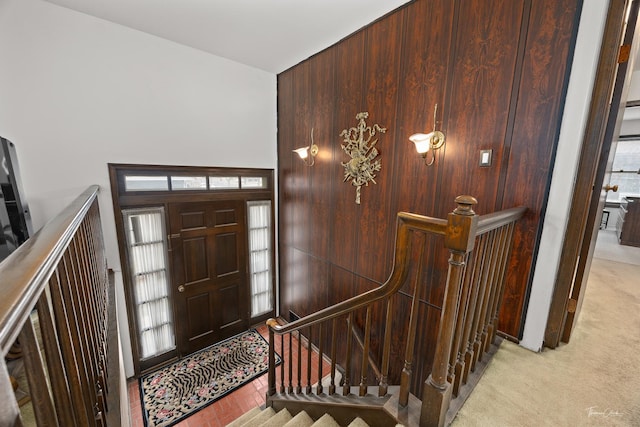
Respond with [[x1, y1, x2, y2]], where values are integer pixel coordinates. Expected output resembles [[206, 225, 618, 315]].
[[451, 254, 640, 426]]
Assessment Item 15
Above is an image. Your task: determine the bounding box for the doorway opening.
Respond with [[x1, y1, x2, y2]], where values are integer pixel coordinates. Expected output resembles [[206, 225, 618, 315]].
[[109, 164, 276, 375]]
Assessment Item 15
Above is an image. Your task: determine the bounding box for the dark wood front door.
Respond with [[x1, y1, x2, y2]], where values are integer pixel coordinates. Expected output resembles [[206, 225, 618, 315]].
[[169, 200, 249, 356]]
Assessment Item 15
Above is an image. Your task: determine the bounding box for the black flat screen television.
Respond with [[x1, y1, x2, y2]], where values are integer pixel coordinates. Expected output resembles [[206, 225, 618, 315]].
[[0, 137, 33, 262]]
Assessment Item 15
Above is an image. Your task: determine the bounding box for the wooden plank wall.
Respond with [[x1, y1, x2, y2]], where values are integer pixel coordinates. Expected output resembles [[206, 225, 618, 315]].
[[277, 0, 582, 393]]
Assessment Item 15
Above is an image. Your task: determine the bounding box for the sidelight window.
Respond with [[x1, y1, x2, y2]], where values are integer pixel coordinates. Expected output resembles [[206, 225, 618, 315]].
[[247, 201, 273, 317], [122, 207, 175, 359]]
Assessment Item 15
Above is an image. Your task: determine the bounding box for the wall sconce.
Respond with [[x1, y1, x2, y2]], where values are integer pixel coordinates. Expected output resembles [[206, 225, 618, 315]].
[[293, 128, 319, 166], [409, 104, 445, 166]]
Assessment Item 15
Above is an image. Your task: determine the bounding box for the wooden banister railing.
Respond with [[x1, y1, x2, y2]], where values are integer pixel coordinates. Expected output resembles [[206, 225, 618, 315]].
[[267, 212, 448, 399], [421, 201, 525, 426], [266, 196, 525, 427], [0, 186, 120, 426]]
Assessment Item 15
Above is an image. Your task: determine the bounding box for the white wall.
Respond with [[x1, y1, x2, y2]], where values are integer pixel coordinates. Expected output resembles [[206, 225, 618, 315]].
[[0, 0, 277, 377], [520, 0, 608, 351], [620, 92, 640, 135], [626, 72, 640, 101]]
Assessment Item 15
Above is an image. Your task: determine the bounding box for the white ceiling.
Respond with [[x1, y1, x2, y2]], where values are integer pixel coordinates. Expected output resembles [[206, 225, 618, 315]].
[[43, 0, 412, 74]]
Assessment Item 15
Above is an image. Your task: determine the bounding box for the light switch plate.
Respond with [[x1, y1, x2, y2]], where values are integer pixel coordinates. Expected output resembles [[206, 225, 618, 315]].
[[480, 149, 492, 167]]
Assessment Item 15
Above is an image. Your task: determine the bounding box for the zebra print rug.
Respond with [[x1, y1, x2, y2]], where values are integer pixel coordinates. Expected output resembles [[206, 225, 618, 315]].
[[140, 329, 279, 427]]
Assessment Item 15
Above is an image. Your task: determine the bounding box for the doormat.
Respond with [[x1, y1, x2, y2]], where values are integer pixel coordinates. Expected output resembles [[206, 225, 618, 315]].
[[140, 329, 280, 427]]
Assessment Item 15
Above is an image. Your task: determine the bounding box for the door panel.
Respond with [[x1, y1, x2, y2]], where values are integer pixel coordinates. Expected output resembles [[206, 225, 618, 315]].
[[185, 292, 213, 340], [182, 237, 209, 283], [216, 233, 239, 276], [218, 281, 243, 328], [169, 200, 248, 356]]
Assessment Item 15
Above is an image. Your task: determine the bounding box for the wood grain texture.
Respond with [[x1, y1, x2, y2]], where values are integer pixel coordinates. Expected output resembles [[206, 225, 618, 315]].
[[277, 0, 581, 392], [291, 61, 312, 255], [329, 31, 366, 273], [277, 70, 295, 248], [498, 0, 581, 337], [392, 0, 454, 217], [438, 0, 524, 217], [355, 10, 405, 283], [308, 49, 336, 260]]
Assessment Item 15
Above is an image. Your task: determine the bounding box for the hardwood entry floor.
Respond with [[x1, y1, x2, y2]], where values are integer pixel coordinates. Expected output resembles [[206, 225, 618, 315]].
[[128, 324, 331, 427]]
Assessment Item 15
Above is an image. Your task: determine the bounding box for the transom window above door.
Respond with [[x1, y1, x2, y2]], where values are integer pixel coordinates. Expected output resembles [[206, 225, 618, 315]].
[[122, 171, 269, 192]]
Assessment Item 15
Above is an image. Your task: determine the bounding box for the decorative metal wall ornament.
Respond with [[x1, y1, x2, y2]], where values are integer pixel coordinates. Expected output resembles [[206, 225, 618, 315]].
[[340, 112, 387, 204]]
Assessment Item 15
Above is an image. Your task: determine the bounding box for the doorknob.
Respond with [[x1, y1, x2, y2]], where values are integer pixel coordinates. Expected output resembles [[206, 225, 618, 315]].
[[178, 285, 185, 293], [604, 184, 618, 192]]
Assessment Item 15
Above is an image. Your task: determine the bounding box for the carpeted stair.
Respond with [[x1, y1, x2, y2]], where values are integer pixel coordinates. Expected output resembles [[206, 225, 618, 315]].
[[226, 407, 370, 427]]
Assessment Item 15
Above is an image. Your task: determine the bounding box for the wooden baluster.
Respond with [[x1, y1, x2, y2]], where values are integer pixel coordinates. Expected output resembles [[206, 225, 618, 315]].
[[343, 312, 353, 396], [0, 361, 21, 427], [93, 212, 109, 386], [449, 252, 473, 397], [67, 238, 103, 417], [475, 232, 499, 364], [82, 218, 108, 395], [400, 239, 425, 406], [88, 206, 108, 352], [330, 318, 337, 395], [489, 222, 516, 345], [359, 306, 372, 397], [52, 257, 93, 426], [280, 334, 285, 393], [296, 330, 302, 394], [482, 227, 507, 355], [317, 323, 324, 395], [95, 406, 104, 427], [267, 323, 276, 396], [37, 290, 77, 427], [421, 196, 478, 427], [306, 327, 312, 394], [288, 333, 293, 393], [378, 297, 393, 397], [76, 228, 106, 408], [20, 313, 58, 427], [460, 234, 488, 384], [469, 232, 495, 371]]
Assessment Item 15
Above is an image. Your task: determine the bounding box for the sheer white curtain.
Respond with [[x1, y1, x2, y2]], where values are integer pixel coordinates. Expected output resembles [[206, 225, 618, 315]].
[[247, 201, 273, 317], [123, 208, 175, 359]]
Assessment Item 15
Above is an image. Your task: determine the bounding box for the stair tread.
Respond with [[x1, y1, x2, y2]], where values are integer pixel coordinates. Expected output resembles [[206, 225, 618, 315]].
[[226, 407, 262, 427], [241, 407, 276, 427], [347, 417, 369, 427], [262, 409, 293, 427], [312, 414, 340, 427], [282, 410, 314, 427], [231, 407, 373, 427]]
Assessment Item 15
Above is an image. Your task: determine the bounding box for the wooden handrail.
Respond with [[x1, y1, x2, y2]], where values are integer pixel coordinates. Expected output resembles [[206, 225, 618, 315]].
[[267, 213, 446, 334], [0, 185, 100, 354], [476, 206, 527, 234]]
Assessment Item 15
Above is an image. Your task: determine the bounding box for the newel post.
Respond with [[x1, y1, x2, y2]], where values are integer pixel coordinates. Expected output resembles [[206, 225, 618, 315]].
[[266, 319, 277, 402], [421, 196, 478, 427]]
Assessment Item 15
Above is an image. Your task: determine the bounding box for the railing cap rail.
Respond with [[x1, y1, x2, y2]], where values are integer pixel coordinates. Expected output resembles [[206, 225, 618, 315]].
[[477, 206, 527, 234], [0, 185, 100, 353]]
